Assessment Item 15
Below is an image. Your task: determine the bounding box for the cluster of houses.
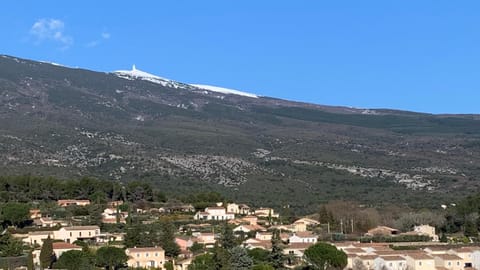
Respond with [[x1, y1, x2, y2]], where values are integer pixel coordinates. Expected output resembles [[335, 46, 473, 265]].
[[14, 199, 480, 270], [335, 243, 480, 270]]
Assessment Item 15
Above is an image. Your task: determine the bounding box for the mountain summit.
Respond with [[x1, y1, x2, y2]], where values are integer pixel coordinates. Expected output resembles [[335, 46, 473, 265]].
[[1, 54, 480, 210]]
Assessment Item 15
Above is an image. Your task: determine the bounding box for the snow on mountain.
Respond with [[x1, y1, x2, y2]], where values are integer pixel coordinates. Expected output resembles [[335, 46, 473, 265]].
[[113, 65, 187, 89], [190, 84, 259, 98]]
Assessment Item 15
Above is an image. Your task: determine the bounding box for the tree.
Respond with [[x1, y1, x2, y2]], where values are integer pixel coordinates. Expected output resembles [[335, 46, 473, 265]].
[[219, 223, 236, 250], [464, 219, 478, 237], [189, 242, 205, 255], [303, 242, 347, 270], [352, 259, 367, 270], [95, 246, 127, 270], [212, 244, 231, 270], [0, 232, 24, 257], [229, 246, 253, 270], [164, 261, 174, 270], [0, 202, 30, 227], [159, 221, 181, 257], [269, 230, 285, 270], [440, 233, 448, 243], [248, 248, 270, 264], [252, 264, 274, 270], [40, 236, 55, 269], [54, 250, 95, 270], [188, 253, 215, 270]]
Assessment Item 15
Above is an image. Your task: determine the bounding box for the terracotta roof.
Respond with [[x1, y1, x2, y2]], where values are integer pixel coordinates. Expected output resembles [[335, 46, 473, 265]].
[[52, 242, 81, 250], [374, 251, 405, 256], [247, 240, 272, 249], [452, 247, 480, 253], [434, 254, 463, 260], [424, 246, 451, 251], [64, 226, 99, 231], [286, 242, 315, 250], [406, 253, 434, 260], [29, 231, 54, 236], [127, 247, 164, 252], [356, 255, 379, 260], [380, 255, 406, 261], [344, 248, 367, 254], [292, 231, 317, 238], [206, 207, 225, 210]]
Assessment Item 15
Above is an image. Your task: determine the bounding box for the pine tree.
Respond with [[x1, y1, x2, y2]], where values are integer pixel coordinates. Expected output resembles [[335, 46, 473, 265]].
[[230, 246, 253, 270], [219, 223, 236, 250], [269, 230, 285, 270], [40, 236, 54, 269], [160, 221, 181, 257]]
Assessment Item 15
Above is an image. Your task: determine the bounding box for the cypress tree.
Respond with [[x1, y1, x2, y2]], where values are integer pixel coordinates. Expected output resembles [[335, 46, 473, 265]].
[[40, 236, 54, 269]]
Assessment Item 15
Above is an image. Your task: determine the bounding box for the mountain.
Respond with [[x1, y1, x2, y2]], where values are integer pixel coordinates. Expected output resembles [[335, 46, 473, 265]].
[[1, 54, 480, 212]]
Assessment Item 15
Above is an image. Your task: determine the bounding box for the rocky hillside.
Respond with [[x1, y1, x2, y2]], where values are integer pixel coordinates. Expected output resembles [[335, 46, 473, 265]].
[[1, 55, 480, 211]]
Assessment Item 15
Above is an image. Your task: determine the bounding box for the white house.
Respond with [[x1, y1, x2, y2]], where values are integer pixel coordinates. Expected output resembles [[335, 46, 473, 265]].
[[193, 207, 235, 221], [374, 256, 407, 270], [54, 226, 101, 243], [288, 231, 318, 244], [412, 225, 438, 241]]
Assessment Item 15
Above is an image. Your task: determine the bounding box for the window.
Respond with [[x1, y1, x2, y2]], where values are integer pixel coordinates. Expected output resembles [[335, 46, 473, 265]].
[[457, 262, 460, 266], [79, 232, 82, 237], [146, 253, 149, 257], [389, 263, 393, 267], [136, 262, 140, 267], [419, 262, 422, 266], [70, 232, 72, 237], [137, 253, 140, 257], [150, 261, 155, 267], [89, 232, 91, 236], [155, 253, 158, 257], [448, 262, 451, 266]]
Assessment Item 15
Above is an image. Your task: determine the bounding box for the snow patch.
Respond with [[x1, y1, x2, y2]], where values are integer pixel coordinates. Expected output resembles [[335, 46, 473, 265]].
[[190, 84, 258, 98]]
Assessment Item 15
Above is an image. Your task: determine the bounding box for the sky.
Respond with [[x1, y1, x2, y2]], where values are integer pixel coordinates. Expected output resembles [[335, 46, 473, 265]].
[[1, 1, 480, 114]]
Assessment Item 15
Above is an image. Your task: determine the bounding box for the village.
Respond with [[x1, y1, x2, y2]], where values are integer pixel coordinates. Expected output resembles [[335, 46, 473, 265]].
[[2, 197, 480, 270]]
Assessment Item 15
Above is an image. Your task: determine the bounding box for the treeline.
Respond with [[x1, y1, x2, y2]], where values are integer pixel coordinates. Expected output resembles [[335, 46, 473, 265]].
[[444, 193, 480, 237], [0, 175, 228, 207]]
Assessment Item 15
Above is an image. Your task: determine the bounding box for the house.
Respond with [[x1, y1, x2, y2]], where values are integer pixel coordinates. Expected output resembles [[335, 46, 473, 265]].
[[410, 225, 438, 241], [254, 208, 279, 218], [366, 226, 400, 236], [30, 209, 42, 219], [255, 231, 272, 241], [433, 254, 463, 270], [449, 247, 480, 267], [24, 231, 55, 246], [294, 218, 320, 227], [102, 207, 128, 224], [193, 232, 216, 248], [57, 199, 91, 207], [226, 203, 251, 215], [288, 231, 318, 244], [175, 236, 198, 252], [424, 246, 452, 255], [54, 226, 101, 243], [374, 256, 407, 270], [126, 246, 165, 269], [283, 242, 314, 258], [233, 224, 266, 233], [52, 242, 82, 259], [354, 255, 379, 270], [405, 253, 435, 270], [193, 207, 235, 221], [33, 217, 68, 228], [244, 240, 272, 250]]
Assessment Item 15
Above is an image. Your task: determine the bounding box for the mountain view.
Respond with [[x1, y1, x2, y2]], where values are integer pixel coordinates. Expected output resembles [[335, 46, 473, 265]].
[[2, 54, 480, 212]]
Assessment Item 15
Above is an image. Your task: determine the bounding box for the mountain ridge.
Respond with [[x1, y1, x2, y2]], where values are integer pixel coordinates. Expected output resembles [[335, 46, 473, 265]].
[[1, 54, 480, 212]]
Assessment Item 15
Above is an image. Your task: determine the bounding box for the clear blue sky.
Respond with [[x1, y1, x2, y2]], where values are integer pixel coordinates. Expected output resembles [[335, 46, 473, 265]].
[[2, 1, 479, 114]]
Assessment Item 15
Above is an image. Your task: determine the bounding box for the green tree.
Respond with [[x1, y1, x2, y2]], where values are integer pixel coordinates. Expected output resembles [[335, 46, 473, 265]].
[[229, 246, 253, 270], [159, 221, 181, 257], [212, 244, 231, 270], [188, 253, 215, 270], [164, 261, 174, 270], [248, 248, 269, 264], [440, 233, 448, 243], [464, 220, 478, 237], [40, 236, 54, 269], [303, 242, 347, 270], [252, 264, 274, 270], [219, 223, 236, 250], [95, 246, 128, 270], [188, 242, 205, 254], [269, 230, 285, 270], [1, 202, 30, 227], [54, 250, 95, 270], [0, 232, 24, 257]]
